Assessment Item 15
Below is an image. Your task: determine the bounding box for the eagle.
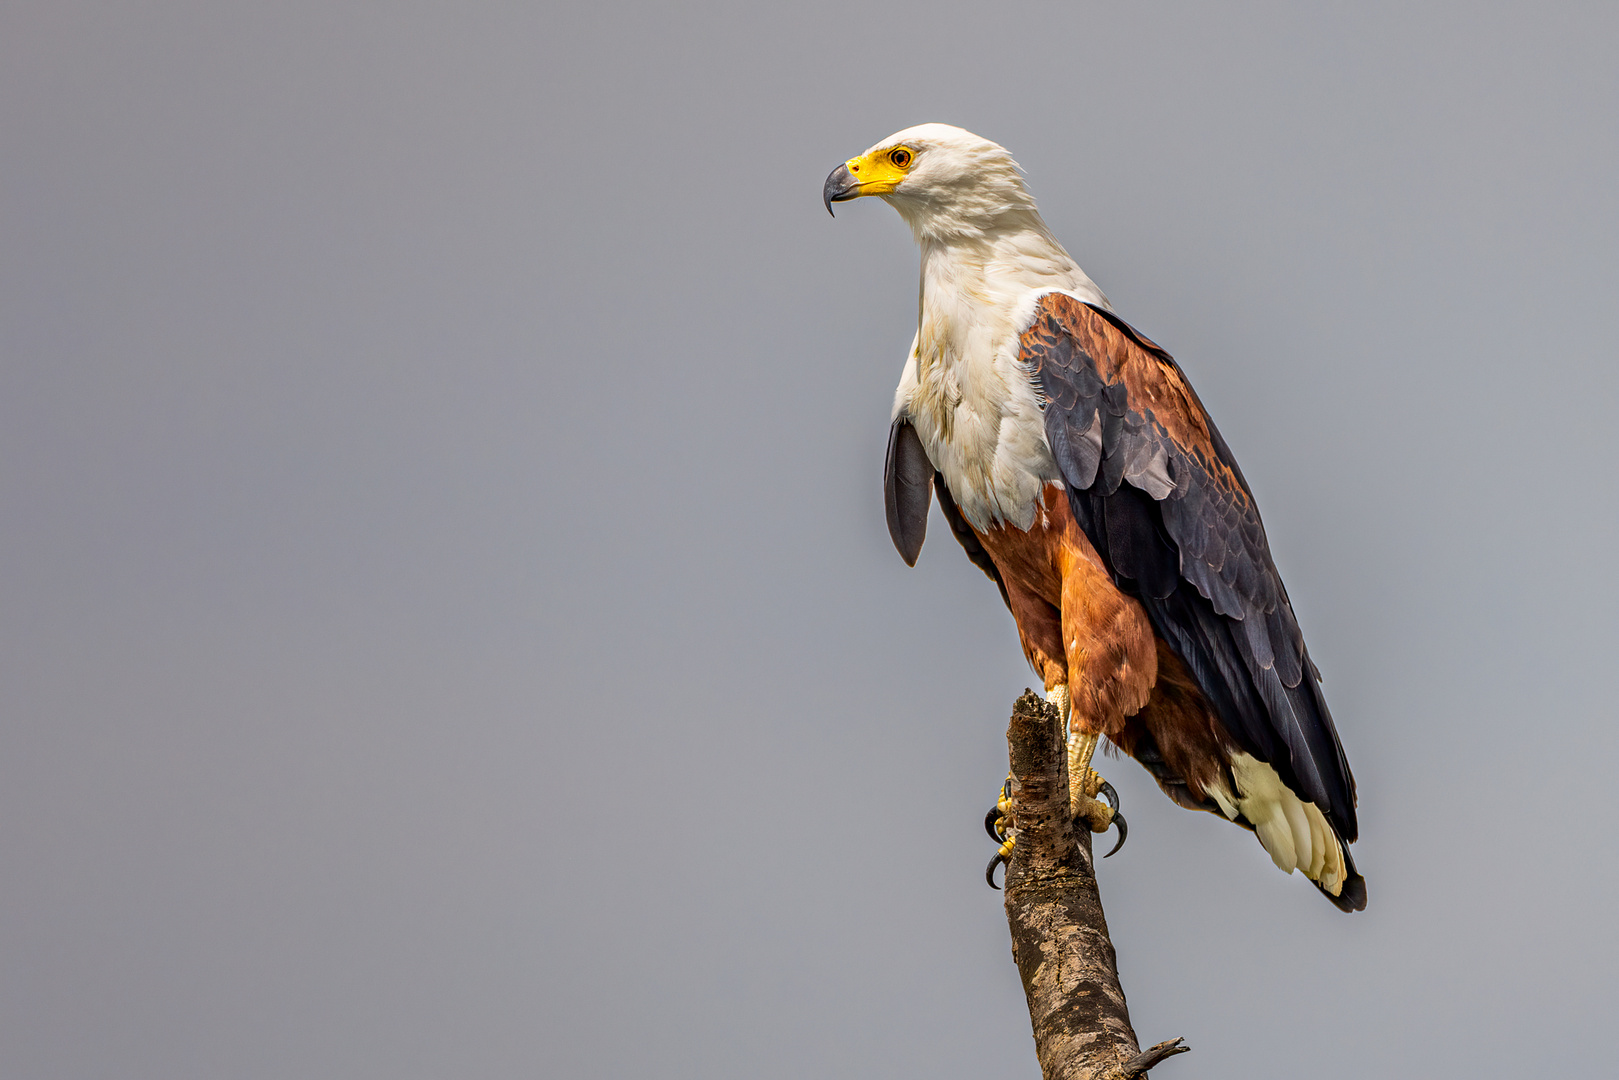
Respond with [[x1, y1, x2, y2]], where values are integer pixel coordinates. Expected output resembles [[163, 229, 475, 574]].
[[825, 124, 1365, 911]]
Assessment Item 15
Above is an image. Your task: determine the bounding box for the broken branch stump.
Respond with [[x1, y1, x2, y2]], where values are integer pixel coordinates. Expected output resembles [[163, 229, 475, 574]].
[[1002, 690, 1189, 1080]]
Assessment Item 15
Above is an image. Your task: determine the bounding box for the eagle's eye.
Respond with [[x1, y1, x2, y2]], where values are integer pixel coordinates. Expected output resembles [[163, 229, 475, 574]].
[[889, 148, 913, 169]]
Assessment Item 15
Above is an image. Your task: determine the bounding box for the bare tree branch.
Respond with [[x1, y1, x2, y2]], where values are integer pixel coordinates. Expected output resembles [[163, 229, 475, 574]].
[[1002, 690, 1189, 1080], [1122, 1038, 1192, 1078]]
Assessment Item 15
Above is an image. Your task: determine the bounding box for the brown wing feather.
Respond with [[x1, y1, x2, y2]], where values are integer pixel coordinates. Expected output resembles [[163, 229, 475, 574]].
[[1023, 293, 1358, 841]]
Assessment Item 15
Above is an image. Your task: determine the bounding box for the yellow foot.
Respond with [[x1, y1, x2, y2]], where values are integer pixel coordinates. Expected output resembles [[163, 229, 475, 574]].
[[984, 777, 1015, 889], [1068, 730, 1127, 857]]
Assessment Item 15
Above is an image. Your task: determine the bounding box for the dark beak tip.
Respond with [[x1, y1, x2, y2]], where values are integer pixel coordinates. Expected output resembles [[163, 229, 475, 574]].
[[823, 163, 856, 219]]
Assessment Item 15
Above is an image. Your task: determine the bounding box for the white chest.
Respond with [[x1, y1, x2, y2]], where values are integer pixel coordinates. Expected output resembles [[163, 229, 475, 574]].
[[896, 292, 1058, 532], [890, 236, 1109, 533]]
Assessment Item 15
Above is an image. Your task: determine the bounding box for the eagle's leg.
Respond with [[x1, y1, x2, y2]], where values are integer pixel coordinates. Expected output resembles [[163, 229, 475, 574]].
[[1059, 682, 1128, 856], [1068, 726, 1126, 857], [1054, 549, 1144, 857]]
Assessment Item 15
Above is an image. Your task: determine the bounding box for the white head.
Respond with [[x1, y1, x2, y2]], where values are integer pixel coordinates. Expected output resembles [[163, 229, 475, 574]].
[[823, 124, 1041, 242]]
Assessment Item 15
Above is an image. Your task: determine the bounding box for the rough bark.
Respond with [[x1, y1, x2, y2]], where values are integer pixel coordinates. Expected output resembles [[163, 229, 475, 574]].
[[1002, 690, 1189, 1080]]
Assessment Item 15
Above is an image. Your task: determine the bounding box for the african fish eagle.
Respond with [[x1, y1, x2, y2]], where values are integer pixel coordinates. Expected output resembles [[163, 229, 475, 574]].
[[825, 124, 1365, 911]]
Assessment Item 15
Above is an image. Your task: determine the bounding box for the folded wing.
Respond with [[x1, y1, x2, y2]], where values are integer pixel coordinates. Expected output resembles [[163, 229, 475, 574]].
[[1024, 293, 1357, 841]]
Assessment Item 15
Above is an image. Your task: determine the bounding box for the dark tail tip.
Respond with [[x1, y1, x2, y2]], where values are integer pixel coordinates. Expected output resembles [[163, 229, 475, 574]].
[[1318, 845, 1367, 912]]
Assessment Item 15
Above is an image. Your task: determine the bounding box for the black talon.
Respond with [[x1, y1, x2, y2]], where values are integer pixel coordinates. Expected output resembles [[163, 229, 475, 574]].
[[1102, 810, 1127, 858], [985, 850, 1007, 889], [1097, 780, 1119, 813], [985, 778, 1014, 841], [984, 779, 1016, 886]]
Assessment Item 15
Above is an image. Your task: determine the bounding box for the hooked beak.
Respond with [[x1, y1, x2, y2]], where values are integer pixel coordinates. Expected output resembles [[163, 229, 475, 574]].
[[823, 163, 859, 217]]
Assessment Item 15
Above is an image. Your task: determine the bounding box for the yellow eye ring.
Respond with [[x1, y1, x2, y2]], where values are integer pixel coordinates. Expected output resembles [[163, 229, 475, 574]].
[[889, 148, 913, 168]]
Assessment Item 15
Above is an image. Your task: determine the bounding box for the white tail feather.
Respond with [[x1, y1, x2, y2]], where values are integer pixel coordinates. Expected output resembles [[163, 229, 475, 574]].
[[1218, 754, 1347, 895]]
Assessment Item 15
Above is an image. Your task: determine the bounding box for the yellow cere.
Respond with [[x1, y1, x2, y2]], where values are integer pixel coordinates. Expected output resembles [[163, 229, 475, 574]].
[[843, 145, 915, 195]]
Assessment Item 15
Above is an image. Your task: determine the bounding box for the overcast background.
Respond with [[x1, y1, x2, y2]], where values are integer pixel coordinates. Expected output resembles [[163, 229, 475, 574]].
[[4, 2, 1617, 1077]]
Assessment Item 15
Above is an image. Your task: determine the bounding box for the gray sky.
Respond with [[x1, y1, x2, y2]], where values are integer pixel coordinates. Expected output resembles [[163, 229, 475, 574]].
[[4, 2, 1617, 1077]]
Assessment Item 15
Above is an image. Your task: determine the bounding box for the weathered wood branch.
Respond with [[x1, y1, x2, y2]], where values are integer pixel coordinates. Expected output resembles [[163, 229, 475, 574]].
[[1002, 690, 1189, 1080]]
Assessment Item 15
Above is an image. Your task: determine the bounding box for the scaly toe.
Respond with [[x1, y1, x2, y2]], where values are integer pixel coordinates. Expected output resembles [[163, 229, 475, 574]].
[[1074, 793, 1116, 835]]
